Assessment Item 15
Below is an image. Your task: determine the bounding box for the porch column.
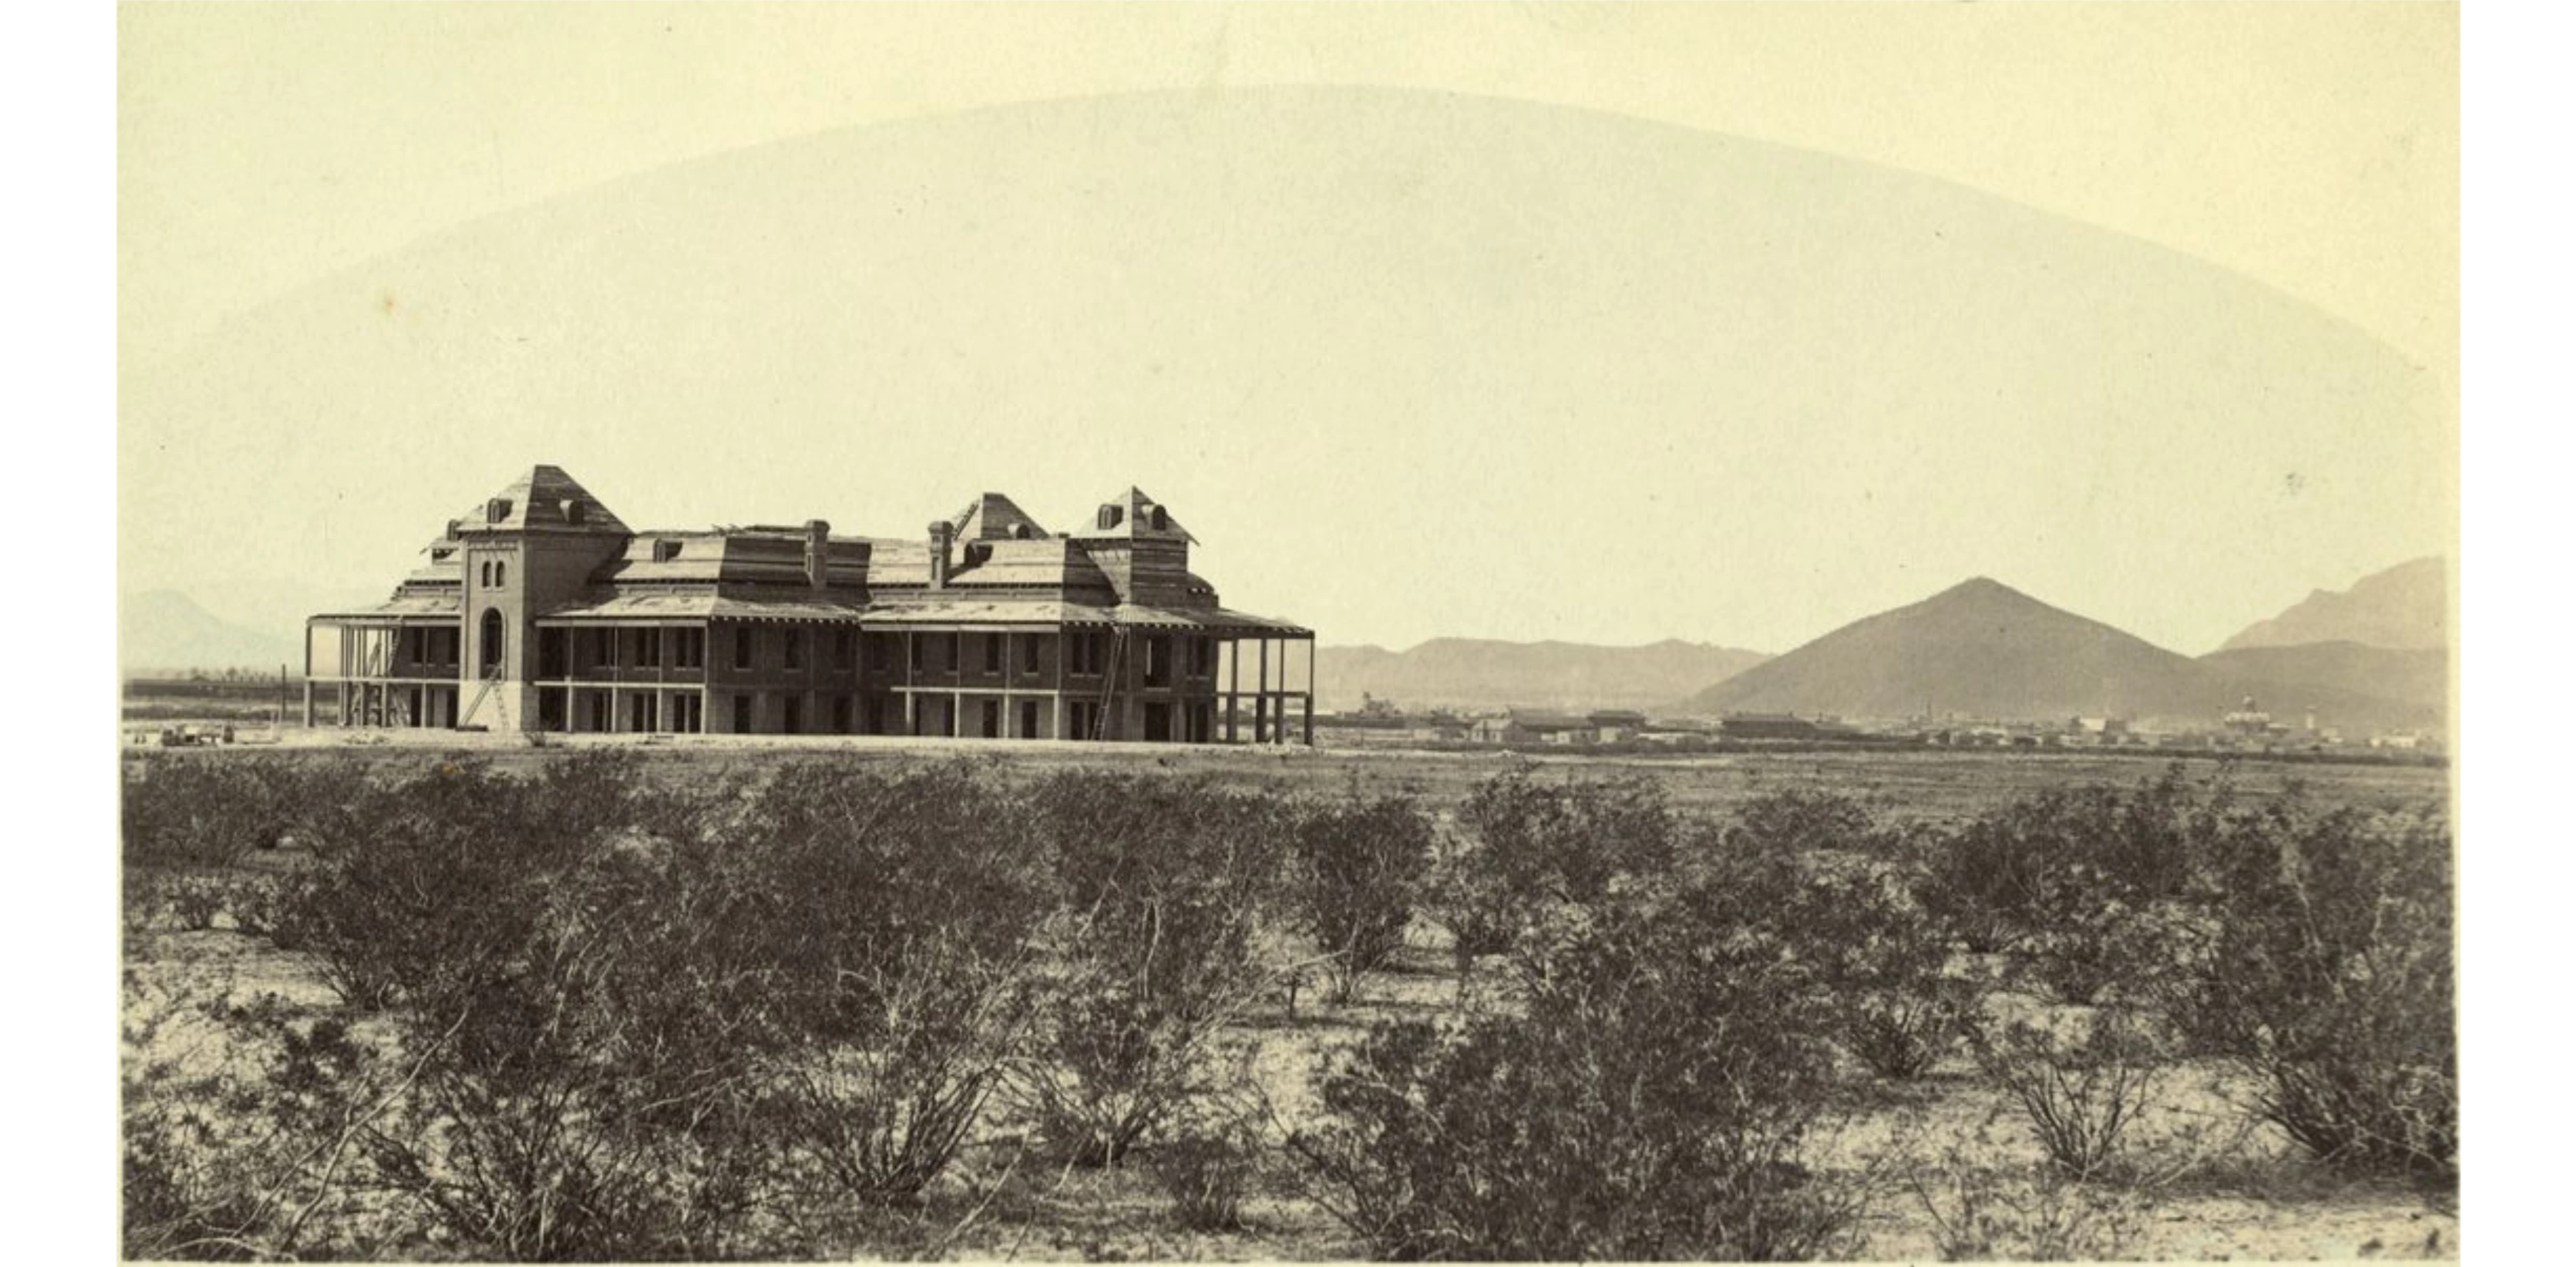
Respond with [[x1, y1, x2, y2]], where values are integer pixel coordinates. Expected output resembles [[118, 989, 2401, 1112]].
[[1304, 638, 1316, 746], [902, 632, 919, 733]]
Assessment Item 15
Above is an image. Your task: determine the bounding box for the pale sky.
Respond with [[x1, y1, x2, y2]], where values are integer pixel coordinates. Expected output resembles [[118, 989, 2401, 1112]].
[[118, 2, 2458, 655]]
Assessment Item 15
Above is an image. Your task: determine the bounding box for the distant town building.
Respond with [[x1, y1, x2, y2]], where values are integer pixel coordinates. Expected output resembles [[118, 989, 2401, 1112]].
[[1469, 709, 1598, 745], [2222, 696, 2273, 735], [1587, 709, 1650, 742]]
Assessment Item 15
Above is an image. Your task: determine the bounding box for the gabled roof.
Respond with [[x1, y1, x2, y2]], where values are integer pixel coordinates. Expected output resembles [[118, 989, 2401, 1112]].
[[1068, 486, 1196, 543], [593, 530, 869, 588], [950, 493, 1051, 542], [457, 465, 629, 534]]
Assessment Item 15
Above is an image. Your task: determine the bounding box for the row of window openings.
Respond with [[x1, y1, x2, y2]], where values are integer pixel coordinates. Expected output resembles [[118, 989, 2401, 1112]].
[[421, 625, 1224, 682], [886, 632, 1215, 684], [535, 627, 712, 675], [476, 559, 508, 587]]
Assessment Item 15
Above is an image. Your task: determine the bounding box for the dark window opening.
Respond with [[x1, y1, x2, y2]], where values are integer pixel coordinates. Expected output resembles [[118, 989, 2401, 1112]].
[[983, 634, 1003, 674], [487, 498, 513, 523], [1021, 699, 1040, 738], [732, 695, 751, 734], [833, 695, 853, 733], [733, 628, 755, 670], [784, 629, 804, 670], [479, 609, 505, 674], [834, 629, 857, 671], [673, 628, 705, 670], [633, 628, 662, 669], [653, 539, 681, 563], [783, 696, 804, 734]]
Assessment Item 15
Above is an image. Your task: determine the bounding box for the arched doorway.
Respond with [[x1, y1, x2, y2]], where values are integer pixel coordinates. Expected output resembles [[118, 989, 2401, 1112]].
[[480, 609, 506, 674]]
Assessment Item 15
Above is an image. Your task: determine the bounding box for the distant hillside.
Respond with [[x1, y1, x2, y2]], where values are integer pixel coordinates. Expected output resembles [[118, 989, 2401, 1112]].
[[121, 590, 301, 674], [1674, 577, 2428, 730], [1317, 638, 1769, 713], [2219, 557, 2447, 653], [2197, 642, 2447, 727]]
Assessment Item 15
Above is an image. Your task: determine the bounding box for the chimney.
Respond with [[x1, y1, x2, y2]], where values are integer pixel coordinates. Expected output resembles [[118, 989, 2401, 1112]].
[[927, 521, 953, 589], [804, 520, 830, 591]]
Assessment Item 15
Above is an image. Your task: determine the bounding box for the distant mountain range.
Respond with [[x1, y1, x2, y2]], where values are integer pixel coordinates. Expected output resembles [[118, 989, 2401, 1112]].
[[2217, 557, 2446, 653], [121, 590, 302, 674], [1316, 638, 1770, 713], [1671, 576, 2442, 732]]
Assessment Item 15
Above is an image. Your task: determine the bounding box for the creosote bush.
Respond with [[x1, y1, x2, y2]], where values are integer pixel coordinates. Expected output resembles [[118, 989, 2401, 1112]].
[[1976, 1009, 2164, 1182], [2177, 799, 2456, 1179], [1014, 773, 1293, 1167], [1289, 871, 1861, 1261], [1289, 785, 1435, 1005]]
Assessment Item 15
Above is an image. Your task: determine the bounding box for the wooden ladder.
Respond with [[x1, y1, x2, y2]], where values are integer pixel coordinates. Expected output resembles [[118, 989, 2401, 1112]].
[[1089, 626, 1129, 741], [460, 663, 508, 730]]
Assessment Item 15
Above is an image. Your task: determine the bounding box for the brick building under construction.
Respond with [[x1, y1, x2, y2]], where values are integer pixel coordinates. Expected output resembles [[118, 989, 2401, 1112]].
[[305, 467, 1316, 743]]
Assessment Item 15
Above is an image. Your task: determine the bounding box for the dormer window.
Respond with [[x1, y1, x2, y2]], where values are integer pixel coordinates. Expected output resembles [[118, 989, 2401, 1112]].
[[561, 499, 584, 525], [1148, 506, 1169, 531], [653, 540, 682, 563], [487, 498, 513, 524], [1097, 505, 1123, 530]]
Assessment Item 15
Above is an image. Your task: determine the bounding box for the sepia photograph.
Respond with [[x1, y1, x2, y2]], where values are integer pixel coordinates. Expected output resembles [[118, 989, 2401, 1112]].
[[105, 3, 2473, 1261]]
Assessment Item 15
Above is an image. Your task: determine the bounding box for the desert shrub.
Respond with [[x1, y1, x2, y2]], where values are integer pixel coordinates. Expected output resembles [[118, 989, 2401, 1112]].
[[1904, 1147, 2145, 1262], [1016, 773, 1293, 1166], [122, 756, 298, 870], [1289, 786, 1435, 1004], [1716, 793, 1989, 1081], [1417, 766, 1681, 1001], [275, 758, 583, 1010], [1287, 878, 1861, 1261], [737, 761, 1057, 1205], [1148, 1088, 1268, 1233], [1794, 863, 1986, 1079], [1456, 764, 1677, 907], [1418, 823, 1519, 1007], [1916, 768, 2214, 1006], [1723, 786, 1888, 857], [1913, 810, 2051, 956], [2176, 799, 2455, 1178], [1976, 1009, 2164, 1181], [261, 753, 798, 1258]]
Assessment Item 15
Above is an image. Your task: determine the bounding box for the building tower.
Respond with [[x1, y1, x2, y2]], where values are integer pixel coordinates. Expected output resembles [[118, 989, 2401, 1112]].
[[453, 466, 632, 729]]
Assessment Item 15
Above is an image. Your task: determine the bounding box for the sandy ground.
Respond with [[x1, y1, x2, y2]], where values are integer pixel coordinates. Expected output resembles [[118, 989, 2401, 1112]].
[[120, 743, 2456, 1261]]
